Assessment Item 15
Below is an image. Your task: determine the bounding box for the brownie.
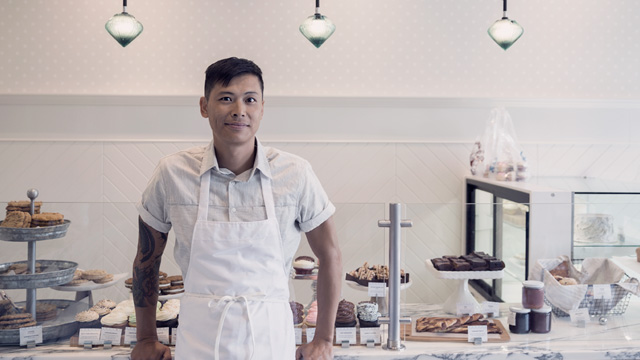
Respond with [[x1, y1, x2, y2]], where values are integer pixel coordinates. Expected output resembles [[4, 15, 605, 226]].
[[469, 258, 488, 271], [488, 259, 505, 270], [431, 258, 452, 271], [451, 259, 471, 271]]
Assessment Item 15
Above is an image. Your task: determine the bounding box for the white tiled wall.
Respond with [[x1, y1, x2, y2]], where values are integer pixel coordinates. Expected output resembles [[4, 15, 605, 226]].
[[2, 139, 639, 306]]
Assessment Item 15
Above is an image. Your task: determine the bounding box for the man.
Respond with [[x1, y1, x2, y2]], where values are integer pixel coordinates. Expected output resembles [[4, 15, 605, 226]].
[[131, 57, 341, 359]]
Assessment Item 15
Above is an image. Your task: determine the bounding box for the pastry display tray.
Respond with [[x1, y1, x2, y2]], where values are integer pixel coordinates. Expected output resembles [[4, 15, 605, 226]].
[[0, 260, 77, 289], [402, 319, 510, 343], [0, 299, 80, 345], [425, 260, 504, 280], [52, 272, 128, 292], [345, 279, 413, 291], [0, 220, 70, 242]]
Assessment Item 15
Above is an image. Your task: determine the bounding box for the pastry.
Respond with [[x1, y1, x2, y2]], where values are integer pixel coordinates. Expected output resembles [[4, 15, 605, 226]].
[[159, 278, 171, 291], [357, 301, 380, 328], [335, 299, 356, 328], [304, 301, 317, 328], [93, 273, 114, 284], [1, 211, 31, 228], [430, 253, 505, 272], [81, 269, 108, 281], [0, 313, 37, 329], [6, 201, 42, 214], [90, 305, 111, 318], [156, 302, 179, 328], [35, 303, 57, 322], [346, 262, 409, 286], [95, 299, 117, 310], [30, 212, 64, 227], [162, 285, 184, 295], [415, 313, 500, 334], [124, 277, 133, 289], [75, 310, 100, 328], [166, 275, 183, 286], [100, 310, 128, 329], [293, 256, 315, 275], [289, 301, 304, 327]]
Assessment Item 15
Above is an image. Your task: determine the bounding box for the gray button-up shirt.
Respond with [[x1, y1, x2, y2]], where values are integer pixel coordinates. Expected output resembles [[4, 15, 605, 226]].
[[137, 139, 335, 277]]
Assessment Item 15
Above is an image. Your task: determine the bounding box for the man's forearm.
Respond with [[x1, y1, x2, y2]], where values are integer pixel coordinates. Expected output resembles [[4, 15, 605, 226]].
[[133, 217, 168, 342], [313, 252, 341, 342]]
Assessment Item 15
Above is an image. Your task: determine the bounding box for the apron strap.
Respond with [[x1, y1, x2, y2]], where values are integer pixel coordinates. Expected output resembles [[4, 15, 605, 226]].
[[208, 294, 265, 360], [197, 170, 212, 221]]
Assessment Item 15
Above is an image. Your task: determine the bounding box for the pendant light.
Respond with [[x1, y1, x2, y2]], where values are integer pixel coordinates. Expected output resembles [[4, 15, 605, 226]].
[[105, 0, 143, 47], [299, 0, 335, 48], [487, 0, 523, 50]]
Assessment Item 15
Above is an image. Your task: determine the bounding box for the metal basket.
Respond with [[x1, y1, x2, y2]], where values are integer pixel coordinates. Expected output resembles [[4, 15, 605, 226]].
[[545, 280, 633, 317]]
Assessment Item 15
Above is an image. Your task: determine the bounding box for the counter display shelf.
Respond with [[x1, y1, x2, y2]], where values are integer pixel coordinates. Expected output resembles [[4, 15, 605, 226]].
[[3, 299, 640, 359], [345, 279, 412, 317]]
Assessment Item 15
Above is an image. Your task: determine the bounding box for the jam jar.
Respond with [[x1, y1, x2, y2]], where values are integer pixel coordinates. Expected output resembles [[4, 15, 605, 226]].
[[531, 305, 552, 333], [522, 280, 545, 309], [508, 306, 530, 334]]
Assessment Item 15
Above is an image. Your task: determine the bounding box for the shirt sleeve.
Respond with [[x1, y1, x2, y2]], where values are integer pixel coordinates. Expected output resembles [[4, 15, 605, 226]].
[[296, 161, 335, 233], [136, 159, 172, 234]]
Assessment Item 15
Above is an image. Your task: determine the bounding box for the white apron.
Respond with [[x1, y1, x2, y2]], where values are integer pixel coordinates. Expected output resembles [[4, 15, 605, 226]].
[[175, 170, 295, 359]]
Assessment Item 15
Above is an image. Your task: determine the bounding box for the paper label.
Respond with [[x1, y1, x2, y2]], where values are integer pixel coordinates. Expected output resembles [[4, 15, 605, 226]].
[[294, 328, 302, 345], [171, 328, 177, 345], [368, 282, 386, 297], [508, 312, 516, 326], [467, 325, 488, 342], [305, 327, 315, 343], [334, 327, 357, 345], [457, 303, 476, 316], [592, 284, 612, 300], [157, 327, 170, 345], [124, 327, 137, 345], [19, 325, 43, 346], [481, 301, 500, 317], [359, 327, 381, 345], [570, 308, 590, 324], [100, 327, 122, 346], [79, 328, 102, 345]]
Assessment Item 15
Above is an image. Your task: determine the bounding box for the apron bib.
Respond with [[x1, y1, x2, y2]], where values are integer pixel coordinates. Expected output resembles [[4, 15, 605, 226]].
[[175, 170, 295, 359]]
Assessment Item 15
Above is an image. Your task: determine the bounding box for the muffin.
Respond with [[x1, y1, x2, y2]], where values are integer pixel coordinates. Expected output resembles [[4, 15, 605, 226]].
[[289, 301, 304, 328], [335, 299, 356, 328], [75, 310, 100, 328], [100, 310, 128, 329], [357, 301, 380, 327], [304, 300, 318, 328], [293, 256, 315, 275]]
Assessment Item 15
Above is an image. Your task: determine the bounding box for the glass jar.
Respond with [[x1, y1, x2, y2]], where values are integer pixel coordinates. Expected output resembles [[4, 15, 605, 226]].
[[508, 306, 530, 334], [522, 280, 545, 309], [531, 305, 552, 333]]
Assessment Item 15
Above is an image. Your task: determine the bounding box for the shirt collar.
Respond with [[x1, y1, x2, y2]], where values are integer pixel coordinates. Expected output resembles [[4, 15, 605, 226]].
[[200, 138, 272, 179]]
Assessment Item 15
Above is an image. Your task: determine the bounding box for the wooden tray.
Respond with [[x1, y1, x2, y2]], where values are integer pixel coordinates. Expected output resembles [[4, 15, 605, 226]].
[[401, 319, 510, 343]]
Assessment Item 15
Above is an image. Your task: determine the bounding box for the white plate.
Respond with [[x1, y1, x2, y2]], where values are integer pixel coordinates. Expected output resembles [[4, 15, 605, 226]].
[[425, 260, 504, 280], [345, 279, 412, 291], [51, 272, 128, 292]]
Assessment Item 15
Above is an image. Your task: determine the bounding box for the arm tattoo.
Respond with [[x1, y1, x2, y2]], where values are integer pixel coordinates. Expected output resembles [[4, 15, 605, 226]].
[[133, 217, 168, 307]]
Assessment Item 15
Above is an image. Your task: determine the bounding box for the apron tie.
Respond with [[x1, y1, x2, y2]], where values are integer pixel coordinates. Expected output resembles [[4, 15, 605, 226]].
[[209, 294, 265, 360]]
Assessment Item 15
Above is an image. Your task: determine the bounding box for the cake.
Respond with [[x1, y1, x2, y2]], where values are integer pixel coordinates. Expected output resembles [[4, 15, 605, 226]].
[[289, 301, 304, 327], [335, 299, 356, 328], [304, 300, 317, 328], [100, 310, 128, 329], [357, 301, 380, 327], [75, 310, 100, 328], [293, 256, 315, 275]]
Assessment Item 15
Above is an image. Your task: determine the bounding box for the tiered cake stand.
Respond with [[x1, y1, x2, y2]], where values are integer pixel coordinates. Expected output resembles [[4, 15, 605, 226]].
[[0, 189, 78, 345], [345, 280, 412, 316], [425, 260, 503, 315]]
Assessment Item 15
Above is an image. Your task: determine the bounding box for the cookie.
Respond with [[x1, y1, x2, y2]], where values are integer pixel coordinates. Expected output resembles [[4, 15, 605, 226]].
[[93, 274, 114, 284], [31, 212, 64, 227], [6, 201, 42, 214], [0, 313, 32, 321], [1, 211, 31, 228], [72, 269, 84, 280], [124, 277, 133, 289], [65, 278, 89, 286], [82, 269, 108, 281], [0, 320, 37, 329]]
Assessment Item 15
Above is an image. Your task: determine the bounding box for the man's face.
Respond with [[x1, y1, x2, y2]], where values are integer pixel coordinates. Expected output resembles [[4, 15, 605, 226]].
[[199, 74, 264, 149]]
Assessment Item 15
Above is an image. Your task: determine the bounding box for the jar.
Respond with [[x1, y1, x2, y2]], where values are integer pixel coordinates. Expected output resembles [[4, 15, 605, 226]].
[[530, 305, 552, 333], [508, 306, 530, 334], [522, 280, 545, 309]]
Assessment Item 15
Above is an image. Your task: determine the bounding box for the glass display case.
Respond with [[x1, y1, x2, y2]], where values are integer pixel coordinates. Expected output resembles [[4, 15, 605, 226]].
[[465, 176, 640, 303]]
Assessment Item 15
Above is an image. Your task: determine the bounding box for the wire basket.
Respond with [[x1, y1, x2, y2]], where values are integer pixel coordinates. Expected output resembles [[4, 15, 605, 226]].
[[545, 280, 633, 317]]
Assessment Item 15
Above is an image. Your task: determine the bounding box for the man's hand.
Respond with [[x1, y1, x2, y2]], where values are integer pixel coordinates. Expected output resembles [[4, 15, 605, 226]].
[[131, 339, 172, 360], [295, 338, 333, 360]]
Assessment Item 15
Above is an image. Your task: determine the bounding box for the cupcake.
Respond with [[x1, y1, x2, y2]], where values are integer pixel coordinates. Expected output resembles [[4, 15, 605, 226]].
[[75, 310, 100, 328], [128, 313, 137, 328], [335, 299, 356, 328], [304, 300, 318, 328], [289, 301, 304, 327], [89, 305, 111, 319], [156, 308, 179, 329], [95, 299, 116, 310], [357, 301, 380, 327], [293, 256, 315, 275], [100, 310, 128, 329]]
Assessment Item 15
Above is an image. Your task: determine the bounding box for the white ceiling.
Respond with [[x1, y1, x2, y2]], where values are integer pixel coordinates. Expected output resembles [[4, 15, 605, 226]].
[[0, 0, 638, 99]]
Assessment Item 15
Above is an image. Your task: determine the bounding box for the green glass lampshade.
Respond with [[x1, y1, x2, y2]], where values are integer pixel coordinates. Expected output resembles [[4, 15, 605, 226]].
[[299, 14, 335, 48], [105, 12, 143, 47], [487, 18, 523, 50]]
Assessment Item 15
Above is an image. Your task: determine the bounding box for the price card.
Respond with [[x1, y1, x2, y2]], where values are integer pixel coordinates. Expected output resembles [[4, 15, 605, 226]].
[[305, 327, 316, 343], [481, 301, 500, 317], [79, 328, 102, 345], [294, 328, 302, 345], [157, 327, 170, 345], [570, 308, 590, 325], [456, 303, 476, 316], [368, 282, 386, 297], [508, 311, 516, 326], [592, 284, 612, 300], [467, 325, 488, 343], [19, 325, 43, 346], [171, 328, 177, 345], [100, 327, 122, 346], [334, 327, 357, 345], [123, 327, 137, 345], [359, 327, 381, 345]]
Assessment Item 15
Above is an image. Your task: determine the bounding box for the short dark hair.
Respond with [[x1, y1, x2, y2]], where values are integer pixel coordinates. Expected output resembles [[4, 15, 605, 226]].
[[203, 57, 264, 99]]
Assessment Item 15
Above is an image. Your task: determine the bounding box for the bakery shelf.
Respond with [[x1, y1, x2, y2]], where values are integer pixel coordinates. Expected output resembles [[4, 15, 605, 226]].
[[0, 260, 77, 289], [0, 299, 81, 345], [0, 220, 70, 242], [345, 279, 412, 317]]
